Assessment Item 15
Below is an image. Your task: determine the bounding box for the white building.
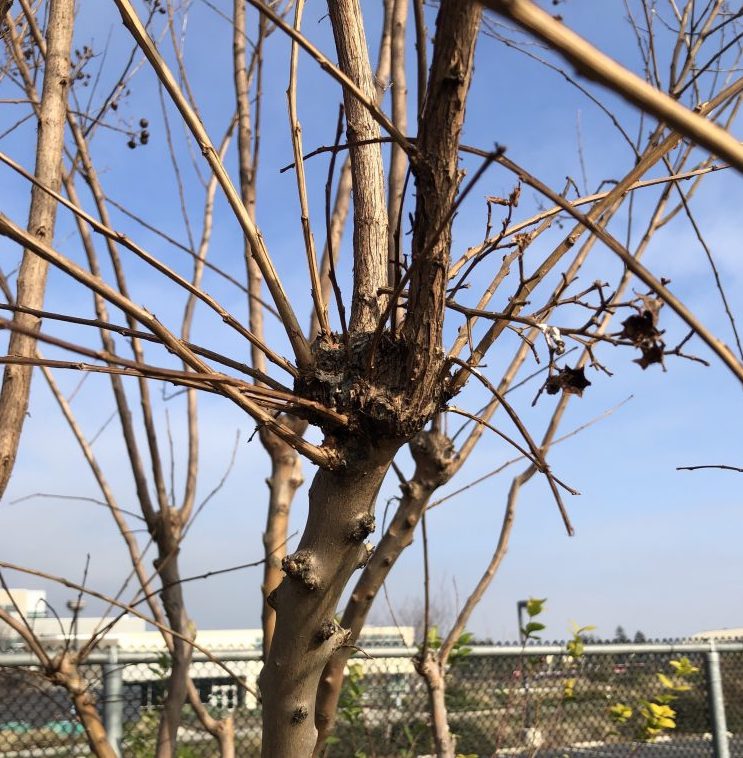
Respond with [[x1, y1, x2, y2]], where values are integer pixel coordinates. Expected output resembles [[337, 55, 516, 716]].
[[1, 587, 146, 648], [692, 627, 743, 641], [1, 588, 416, 711]]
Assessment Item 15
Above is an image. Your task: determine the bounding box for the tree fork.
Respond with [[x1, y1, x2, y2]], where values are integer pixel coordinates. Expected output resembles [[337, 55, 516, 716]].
[[52, 653, 118, 758]]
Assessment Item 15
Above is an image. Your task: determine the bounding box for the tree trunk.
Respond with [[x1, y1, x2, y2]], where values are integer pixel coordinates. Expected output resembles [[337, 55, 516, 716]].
[[260, 437, 402, 757], [52, 653, 118, 758], [261, 429, 305, 660], [0, 0, 73, 497], [313, 430, 455, 751], [153, 511, 194, 758], [416, 651, 455, 758]]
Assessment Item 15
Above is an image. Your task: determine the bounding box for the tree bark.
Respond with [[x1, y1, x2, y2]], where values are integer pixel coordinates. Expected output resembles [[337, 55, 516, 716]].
[[260, 427, 305, 660], [403, 0, 482, 401], [0, 0, 73, 498], [313, 430, 456, 752], [260, 436, 402, 757], [52, 653, 118, 758], [416, 651, 455, 758], [327, 0, 389, 333], [153, 511, 194, 758], [387, 0, 408, 329]]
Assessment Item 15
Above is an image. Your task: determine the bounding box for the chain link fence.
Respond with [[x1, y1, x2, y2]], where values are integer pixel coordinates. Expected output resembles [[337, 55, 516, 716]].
[[1, 642, 740, 757]]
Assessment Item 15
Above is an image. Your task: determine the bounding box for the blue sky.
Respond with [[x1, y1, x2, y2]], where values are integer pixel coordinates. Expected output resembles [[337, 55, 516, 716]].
[[0, 0, 741, 644]]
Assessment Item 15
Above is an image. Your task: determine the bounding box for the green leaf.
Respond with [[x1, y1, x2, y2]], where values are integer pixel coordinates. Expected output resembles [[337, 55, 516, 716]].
[[571, 622, 596, 635], [672, 682, 692, 692], [523, 621, 546, 637], [425, 626, 442, 648], [609, 703, 633, 724], [670, 657, 699, 677], [566, 638, 584, 659], [657, 672, 674, 689], [526, 598, 546, 617], [563, 677, 576, 700]]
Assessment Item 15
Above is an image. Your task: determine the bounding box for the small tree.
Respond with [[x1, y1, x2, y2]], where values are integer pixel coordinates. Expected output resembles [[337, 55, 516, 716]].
[[0, 2, 741, 757], [615, 626, 630, 644]]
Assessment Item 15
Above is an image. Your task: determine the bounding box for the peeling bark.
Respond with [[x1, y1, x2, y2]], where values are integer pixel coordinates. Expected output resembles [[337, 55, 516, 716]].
[[404, 1, 482, 392], [0, 0, 73, 498]]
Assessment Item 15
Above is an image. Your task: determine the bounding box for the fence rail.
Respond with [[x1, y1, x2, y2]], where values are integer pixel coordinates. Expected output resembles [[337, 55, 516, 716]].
[[1, 642, 741, 757]]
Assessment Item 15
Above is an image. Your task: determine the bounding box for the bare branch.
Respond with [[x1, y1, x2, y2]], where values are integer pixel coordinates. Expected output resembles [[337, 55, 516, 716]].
[[112, 0, 312, 368], [480, 0, 743, 172]]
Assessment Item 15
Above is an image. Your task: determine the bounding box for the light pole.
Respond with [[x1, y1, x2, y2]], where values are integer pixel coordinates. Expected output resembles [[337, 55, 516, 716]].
[[517, 600, 528, 643], [66, 599, 86, 650], [516, 599, 535, 738]]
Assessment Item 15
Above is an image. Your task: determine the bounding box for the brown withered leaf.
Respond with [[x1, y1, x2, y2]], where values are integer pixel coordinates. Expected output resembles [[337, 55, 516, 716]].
[[619, 311, 660, 345], [634, 342, 666, 370], [545, 366, 591, 397], [635, 294, 663, 325], [545, 374, 563, 395]]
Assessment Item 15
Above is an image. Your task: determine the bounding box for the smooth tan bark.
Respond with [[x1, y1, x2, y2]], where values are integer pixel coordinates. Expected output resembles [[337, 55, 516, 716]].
[[260, 437, 402, 756], [416, 650, 455, 758], [387, 0, 408, 329], [53, 653, 118, 758], [327, 0, 389, 333], [313, 430, 455, 752], [0, 0, 73, 498], [260, 426, 305, 660], [153, 512, 194, 758]]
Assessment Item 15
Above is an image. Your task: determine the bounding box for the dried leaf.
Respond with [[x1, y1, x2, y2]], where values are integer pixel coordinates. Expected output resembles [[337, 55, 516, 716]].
[[545, 366, 591, 397], [620, 312, 659, 345], [634, 342, 665, 369], [636, 294, 663, 325]]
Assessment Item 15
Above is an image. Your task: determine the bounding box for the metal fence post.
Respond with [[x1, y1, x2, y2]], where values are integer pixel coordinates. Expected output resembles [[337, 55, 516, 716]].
[[706, 640, 730, 758], [102, 644, 123, 758]]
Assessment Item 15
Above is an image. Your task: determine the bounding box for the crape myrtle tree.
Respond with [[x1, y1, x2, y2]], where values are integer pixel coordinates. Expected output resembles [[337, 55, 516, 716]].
[[0, 1, 741, 757]]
